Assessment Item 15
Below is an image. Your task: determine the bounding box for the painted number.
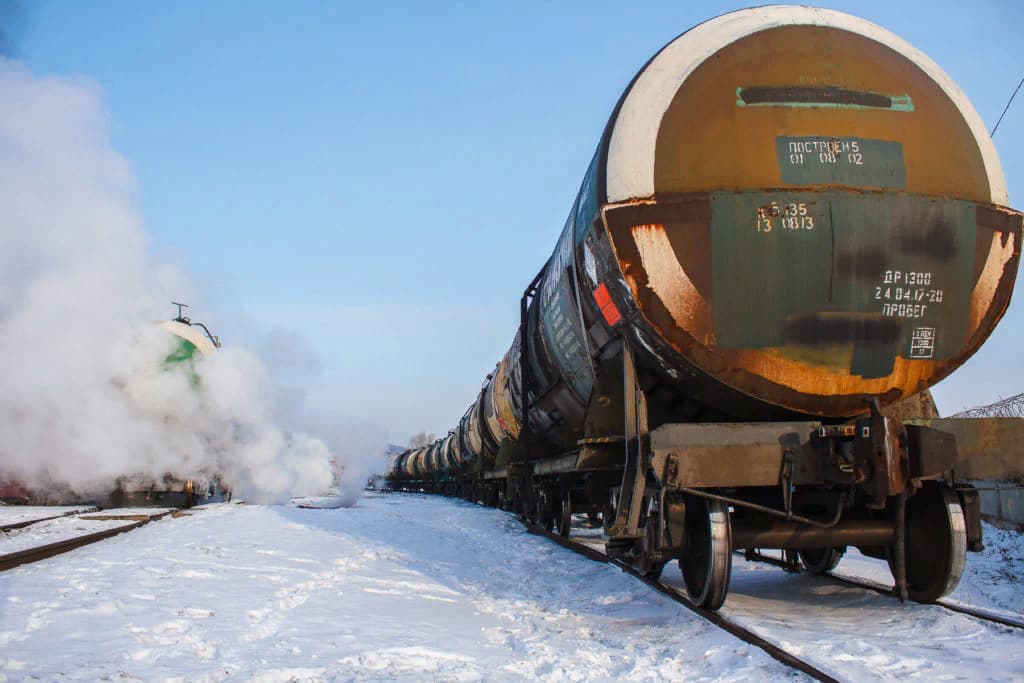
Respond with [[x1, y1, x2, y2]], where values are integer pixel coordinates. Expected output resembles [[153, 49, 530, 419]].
[[756, 201, 814, 233]]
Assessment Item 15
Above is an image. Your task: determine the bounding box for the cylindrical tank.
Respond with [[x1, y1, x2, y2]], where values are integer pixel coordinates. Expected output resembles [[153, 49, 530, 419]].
[[441, 434, 455, 472], [405, 448, 424, 478], [425, 441, 440, 474], [458, 407, 479, 465], [455, 5, 1021, 454], [389, 451, 409, 479], [448, 429, 464, 468]]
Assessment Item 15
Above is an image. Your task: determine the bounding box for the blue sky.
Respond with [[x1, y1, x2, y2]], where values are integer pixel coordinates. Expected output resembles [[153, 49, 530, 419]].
[[15, 1, 1024, 443]]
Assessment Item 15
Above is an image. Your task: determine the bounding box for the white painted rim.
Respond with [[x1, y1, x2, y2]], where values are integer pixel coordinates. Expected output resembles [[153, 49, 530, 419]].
[[160, 319, 217, 355], [605, 5, 1007, 205]]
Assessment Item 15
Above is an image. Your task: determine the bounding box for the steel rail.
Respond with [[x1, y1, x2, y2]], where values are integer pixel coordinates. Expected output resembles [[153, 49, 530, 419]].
[[823, 570, 1024, 631], [738, 550, 1024, 631], [524, 522, 841, 683], [0, 510, 173, 572], [0, 507, 100, 532]]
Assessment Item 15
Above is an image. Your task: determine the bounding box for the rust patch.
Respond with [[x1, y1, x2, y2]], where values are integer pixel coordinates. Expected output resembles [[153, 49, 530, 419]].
[[631, 223, 714, 345], [966, 229, 1015, 333]]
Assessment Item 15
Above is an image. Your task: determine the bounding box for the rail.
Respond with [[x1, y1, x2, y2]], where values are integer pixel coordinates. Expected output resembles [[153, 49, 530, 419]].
[[523, 521, 841, 683], [0, 510, 173, 572]]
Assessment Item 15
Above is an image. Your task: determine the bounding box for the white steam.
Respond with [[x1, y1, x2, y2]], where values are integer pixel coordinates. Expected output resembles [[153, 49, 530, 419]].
[[0, 59, 348, 505]]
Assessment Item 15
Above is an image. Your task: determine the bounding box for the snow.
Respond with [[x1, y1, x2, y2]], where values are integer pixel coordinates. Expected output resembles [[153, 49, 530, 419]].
[[0, 494, 794, 681], [292, 496, 349, 510], [0, 493, 1021, 681]]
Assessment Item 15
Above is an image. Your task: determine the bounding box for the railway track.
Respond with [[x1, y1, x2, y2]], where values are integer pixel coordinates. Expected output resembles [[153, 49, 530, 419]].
[[524, 522, 841, 683], [0, 506, 99, 532], [740, 549, 1024, 631], [0, 509, 175, 572], [526, 518, 1024, 681], [824, 570, 1024, 630]]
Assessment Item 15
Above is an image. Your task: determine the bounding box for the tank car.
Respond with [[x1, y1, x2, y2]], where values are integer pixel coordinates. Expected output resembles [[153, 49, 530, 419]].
[[9, 305, 233, 508], [390, 6, 1023, 609], [109, 305, 231, 508]]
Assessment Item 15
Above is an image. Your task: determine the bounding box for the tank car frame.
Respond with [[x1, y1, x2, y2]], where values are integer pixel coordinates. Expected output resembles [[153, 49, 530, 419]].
[[392, 292, 981, 609]]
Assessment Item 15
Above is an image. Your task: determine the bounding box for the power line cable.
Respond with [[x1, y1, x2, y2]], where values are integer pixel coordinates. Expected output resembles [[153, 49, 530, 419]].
[[991, 75, 1024, 138]]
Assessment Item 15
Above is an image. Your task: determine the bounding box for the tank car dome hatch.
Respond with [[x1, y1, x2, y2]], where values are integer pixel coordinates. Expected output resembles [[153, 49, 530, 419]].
[[159, 319, 218, 358]]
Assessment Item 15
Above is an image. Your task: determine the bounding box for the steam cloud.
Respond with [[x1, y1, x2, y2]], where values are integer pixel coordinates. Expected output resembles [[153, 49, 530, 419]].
[[0, 59, 365, 505]]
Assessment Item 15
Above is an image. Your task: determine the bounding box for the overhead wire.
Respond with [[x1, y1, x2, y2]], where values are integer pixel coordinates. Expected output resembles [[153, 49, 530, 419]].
[[991, 75, 1024, 138]]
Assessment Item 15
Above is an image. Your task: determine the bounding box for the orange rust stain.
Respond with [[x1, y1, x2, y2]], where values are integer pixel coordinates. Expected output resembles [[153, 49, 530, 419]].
[[969, 230, 1018, 333], [631, 223, 714, 346], [492, 353, 521, 440]]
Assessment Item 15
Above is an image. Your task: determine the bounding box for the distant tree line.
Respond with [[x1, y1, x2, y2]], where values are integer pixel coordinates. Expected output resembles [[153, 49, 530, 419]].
[[407, 431, 435, 448]]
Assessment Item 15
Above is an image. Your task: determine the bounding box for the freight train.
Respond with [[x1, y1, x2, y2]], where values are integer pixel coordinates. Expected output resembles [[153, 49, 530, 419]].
[[388, 5, 1023, 609]]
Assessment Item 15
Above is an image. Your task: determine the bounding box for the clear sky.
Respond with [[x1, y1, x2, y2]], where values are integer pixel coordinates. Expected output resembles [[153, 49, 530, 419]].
[[11, 1, 1024, 444]]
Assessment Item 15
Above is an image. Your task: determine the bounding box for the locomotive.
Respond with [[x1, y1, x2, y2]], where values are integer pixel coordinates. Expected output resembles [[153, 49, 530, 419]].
[[389, 6, 1023, 609]]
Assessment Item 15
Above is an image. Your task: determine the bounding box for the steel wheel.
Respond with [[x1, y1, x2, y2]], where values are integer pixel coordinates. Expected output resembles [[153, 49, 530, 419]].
[[899, 484, 967, 603], [799, 546, 845, 574], [556, 489, 572, 538], [535, 490, 554, 532], [680, 496, 732, 610]]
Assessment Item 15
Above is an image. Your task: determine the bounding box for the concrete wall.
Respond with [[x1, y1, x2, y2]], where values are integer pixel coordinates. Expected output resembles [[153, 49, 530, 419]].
[[972, 479, 1024, 530]]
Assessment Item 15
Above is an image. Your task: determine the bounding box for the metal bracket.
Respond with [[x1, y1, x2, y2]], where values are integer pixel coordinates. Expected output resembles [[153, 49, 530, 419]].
[[607, 343, 650, 539]]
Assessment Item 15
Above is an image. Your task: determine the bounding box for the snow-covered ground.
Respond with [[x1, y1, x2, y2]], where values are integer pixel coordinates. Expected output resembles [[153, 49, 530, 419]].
[[0, 494, 795, 681], [0, 493, 1021, 681]]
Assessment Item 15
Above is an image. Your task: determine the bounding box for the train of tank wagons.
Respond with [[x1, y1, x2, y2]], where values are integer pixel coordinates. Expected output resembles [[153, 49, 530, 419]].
[[0, 305, 231, 508], [388, 5, 1024, 610]]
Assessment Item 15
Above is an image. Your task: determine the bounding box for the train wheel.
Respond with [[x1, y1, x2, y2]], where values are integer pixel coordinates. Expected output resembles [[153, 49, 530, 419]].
[[680, 497, 732, 610], [799, 546, 845, 574], [897, 484, 967, 603], [556, 490, 572, 538], [603, 488, 619, 535], [535, 490, 555, 532]]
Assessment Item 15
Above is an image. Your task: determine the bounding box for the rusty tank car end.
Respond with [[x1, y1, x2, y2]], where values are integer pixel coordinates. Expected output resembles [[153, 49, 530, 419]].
[[389, 5, 1023, 610]]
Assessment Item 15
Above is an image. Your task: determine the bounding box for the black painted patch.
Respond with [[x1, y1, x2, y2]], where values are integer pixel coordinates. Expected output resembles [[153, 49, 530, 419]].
[[739, 85, 894, 109]]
